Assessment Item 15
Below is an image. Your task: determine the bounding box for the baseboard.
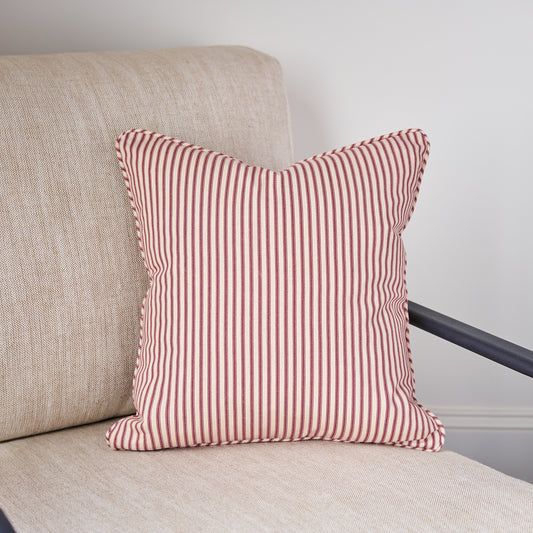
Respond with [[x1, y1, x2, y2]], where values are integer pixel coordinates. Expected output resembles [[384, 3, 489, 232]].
[[430, 406, 533, 431]]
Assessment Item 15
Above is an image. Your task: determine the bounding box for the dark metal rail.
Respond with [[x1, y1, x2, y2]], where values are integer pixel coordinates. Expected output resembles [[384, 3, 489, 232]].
[[408, 301, 533, 379], [0, 509, 15, 533]]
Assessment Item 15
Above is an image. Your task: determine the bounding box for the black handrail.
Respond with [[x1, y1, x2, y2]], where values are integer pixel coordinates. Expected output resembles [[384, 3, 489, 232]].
[[408, 301, 533, 379]]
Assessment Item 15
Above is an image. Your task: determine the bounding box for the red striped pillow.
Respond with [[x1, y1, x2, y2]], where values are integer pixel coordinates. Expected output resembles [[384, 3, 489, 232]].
[[106, 128, 445, 452]]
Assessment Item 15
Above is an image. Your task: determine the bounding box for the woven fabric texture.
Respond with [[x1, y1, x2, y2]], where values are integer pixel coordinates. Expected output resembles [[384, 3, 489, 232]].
[[106, 128, 444, 451], [0, 46, 293, 442], [2, 420, 532, 532]]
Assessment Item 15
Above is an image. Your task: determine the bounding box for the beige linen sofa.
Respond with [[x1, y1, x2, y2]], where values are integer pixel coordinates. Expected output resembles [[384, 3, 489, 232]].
[[1, 46, 532, 532]]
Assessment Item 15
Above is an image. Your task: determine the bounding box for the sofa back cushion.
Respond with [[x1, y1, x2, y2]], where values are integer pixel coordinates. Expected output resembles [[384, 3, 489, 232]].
[[0, 46, 293, 441]]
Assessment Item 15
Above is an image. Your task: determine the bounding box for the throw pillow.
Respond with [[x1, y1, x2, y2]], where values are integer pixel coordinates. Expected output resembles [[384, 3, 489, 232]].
[[106, 128, 445, 451]]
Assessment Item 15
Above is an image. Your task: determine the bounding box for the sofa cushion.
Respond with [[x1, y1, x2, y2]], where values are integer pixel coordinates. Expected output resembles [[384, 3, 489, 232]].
[[1, 420, 532, 532], [0, 47, 293, 442], [106, 128, 444, 451]]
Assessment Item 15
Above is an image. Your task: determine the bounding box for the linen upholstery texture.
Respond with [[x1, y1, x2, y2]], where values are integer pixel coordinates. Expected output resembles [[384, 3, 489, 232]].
[[0, 46, 294, 442], [1, 420, 532, 532]]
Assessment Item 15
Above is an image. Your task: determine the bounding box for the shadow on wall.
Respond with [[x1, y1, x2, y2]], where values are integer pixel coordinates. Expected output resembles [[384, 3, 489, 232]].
[[444, 428, 533, 484], [285, 75, 331, 162]]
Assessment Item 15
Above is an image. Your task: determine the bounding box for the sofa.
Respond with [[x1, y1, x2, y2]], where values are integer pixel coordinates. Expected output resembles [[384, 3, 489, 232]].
[[1, 45, 532, 532]]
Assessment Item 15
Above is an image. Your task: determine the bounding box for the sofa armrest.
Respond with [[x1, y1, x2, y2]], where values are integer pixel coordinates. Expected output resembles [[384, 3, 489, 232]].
[[0, 509, 15, 533], [408, 300, 533, 378]]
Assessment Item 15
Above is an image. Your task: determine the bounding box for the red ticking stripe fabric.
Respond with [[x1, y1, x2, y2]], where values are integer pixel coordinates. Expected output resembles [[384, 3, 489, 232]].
[[106, 128, 445, 452]]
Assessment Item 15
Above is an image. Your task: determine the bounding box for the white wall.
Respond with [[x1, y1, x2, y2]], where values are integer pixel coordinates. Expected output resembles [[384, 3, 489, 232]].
[[2, 0, 532, 481]]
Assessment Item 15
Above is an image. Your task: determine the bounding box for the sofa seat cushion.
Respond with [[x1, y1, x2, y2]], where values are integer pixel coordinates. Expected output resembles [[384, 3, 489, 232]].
[[1, 421, 532, 532]]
